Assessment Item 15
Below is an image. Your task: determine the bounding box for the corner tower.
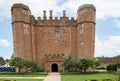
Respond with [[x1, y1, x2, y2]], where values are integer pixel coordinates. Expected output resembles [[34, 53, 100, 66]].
[[77, 4, 96, 59], [11, 3, 34, 59]]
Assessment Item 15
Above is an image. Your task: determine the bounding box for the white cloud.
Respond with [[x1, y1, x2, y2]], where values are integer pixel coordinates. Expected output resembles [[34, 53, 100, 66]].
[[95, 36, 120, 57], [0, 0, 120, 20], [0, 39, 10, 47], [0, 0, 120, 57]]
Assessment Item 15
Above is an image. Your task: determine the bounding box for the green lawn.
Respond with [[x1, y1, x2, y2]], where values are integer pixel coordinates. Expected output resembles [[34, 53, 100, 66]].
[[0, 72, 47, 77], [0, 72, 47, 81], [0, 79, 43, 81], [61, 72, 119, 81]]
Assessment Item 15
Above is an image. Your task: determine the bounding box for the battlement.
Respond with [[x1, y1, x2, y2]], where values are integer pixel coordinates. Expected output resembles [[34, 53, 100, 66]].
[[77, 4, 96, 12], [36, 10, 76, 20], [11, 3, 30, 10], [35, 17, 77, 27], [11, 3, 96, 27], [33, 10, 77, 27]]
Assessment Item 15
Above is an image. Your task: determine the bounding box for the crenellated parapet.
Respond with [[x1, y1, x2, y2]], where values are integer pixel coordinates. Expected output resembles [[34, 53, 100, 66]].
[[36, 18, 77, 27], [35, 10, 77, 27], [11, 3, 77, 27], [44, 54, 64, 61], [77, 4, 96, 24]]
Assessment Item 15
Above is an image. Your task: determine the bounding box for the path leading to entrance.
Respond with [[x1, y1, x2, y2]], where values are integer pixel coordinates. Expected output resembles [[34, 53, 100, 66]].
[[43, 73, 61, 81]]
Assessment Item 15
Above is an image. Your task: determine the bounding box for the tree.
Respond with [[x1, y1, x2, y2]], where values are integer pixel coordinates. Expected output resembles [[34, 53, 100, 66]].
[[62, 55, 102, 72], [91, 58, 101, 70], [10, 57, 39, 73], [62, 54, 74, 72], [5, 59, 9, 63], [9, 57, 24, 72], [77, 59, 83, 72], [23, 59, 39, 72], [114, 55, 120, 58], [11, 53, 14, 59], [78, 58, 91, 72], [0, 57, 5, 65]]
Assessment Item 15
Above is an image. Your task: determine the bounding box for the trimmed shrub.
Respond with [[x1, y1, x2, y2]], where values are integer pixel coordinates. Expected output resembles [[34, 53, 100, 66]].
[[85, 79, 114, 81], [117, 63, 120, 68], [103, 79, 113, 81], [107, 64, 117, 72]]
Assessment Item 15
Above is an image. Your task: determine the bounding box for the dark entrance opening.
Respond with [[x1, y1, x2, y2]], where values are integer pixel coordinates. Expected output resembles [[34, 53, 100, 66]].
[[51, 63, 58, 72]]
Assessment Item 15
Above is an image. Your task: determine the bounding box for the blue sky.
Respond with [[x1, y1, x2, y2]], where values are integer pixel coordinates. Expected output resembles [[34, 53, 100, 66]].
[[0, 0, 120, 59]]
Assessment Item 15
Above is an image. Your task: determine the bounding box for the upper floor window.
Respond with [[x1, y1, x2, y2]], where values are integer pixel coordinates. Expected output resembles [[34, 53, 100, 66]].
[[55, 26, 60, 38], [80, 24, 84, 34], [80, 41, 84, 47], [23, 24, 29, 34], [80, 24, 84, 29], [22, 9, 29, 15]]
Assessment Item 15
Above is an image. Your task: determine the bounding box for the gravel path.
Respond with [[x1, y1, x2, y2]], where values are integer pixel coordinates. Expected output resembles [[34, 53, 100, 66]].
[[43, 73, 61, 81]]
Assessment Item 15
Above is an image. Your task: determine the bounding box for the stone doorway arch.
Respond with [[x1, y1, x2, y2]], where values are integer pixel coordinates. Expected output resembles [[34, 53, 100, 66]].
[[51, 63, 58, 72]]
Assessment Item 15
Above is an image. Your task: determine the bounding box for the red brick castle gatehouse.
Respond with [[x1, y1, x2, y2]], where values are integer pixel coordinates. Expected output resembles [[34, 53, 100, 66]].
[[11, 3, 96, 72]]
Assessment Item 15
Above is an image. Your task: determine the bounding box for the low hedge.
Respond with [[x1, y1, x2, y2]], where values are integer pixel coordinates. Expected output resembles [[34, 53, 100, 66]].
[[4, 80, 16, 81], [0, 67, 15, 72], [85, 79, 115, 81], [107, 63, 120, 72]]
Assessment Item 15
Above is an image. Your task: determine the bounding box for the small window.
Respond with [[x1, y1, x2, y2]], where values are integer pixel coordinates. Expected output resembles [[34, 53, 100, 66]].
[[80, 24, 84, 34], [80, 41, 84, 47], [80, 24, 84, 29], [55, 26, 60, 38], [23, 24, 29, 34], [22, 9, 28, 14]]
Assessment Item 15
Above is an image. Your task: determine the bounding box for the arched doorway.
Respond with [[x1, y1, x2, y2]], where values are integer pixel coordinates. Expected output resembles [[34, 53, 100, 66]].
[[51, 63, 58, 72]]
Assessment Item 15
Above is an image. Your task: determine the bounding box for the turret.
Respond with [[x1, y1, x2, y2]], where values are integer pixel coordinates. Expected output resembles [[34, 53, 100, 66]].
[[77, 4, 96, 59], [11, 3, 31, 23], [11, 3, 34, 60]]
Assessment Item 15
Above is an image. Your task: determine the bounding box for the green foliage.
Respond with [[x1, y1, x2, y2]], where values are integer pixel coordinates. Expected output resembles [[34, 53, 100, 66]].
[[11, 54, 14, 59], [5, 59, 9, 63], [9, 57, 39, 73], [62, 54, 101, 72], [62, 54, 74, 72], [107, 64, 116, 72], [116, 63, 120, 68], [79, 58, 92, 72], [9, 57, 24, 72], [107, 63, 120, 72], [91, 58, 101, 70], [0, 56, 5, 65], [23, 59, 40, 72], [85, 79, 114, 81], [114, 55, 120, 58]]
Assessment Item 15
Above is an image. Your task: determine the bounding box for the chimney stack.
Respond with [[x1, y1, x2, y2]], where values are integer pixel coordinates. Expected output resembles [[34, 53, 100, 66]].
[[49, 10, 53, 20], [63, 10, 66, 17], [43, 10, 46, 20]]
